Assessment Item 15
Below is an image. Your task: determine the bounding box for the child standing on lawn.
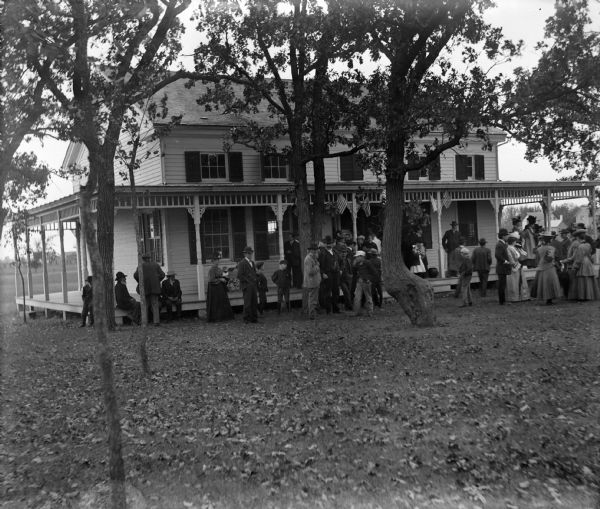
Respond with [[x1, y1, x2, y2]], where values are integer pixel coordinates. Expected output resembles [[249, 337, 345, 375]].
[[271, 260, 291, 313], [458, 248, 473, 307], [256, 261, 268, 315]]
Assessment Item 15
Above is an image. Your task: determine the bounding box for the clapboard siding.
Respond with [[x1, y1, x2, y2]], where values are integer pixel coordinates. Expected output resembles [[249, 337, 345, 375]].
[[114, 127, 163, 186]]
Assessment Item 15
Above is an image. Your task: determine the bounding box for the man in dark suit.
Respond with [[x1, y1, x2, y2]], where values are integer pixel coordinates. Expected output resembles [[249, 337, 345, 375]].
[[161, 270, 182, 321], [134, 253, 165, 326], [442, 221, 461, 276], [284, 232, 302, 288], [237, 246, 258, 323], [471, 238, 492, 297], [318, 235, 341, 313], [494, 228, 511, 305]]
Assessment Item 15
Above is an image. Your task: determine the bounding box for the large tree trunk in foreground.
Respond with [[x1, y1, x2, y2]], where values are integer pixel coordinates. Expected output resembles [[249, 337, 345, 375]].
[[382, 177, 435, 326], [80, 189, 126, 509]]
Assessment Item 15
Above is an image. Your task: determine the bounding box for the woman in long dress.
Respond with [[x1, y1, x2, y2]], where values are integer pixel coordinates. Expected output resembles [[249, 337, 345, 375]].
[[534, 235, 562, 305], [564, 230, 599, 301], [506, 234, 530, 302], [206, 251, 235, 322]]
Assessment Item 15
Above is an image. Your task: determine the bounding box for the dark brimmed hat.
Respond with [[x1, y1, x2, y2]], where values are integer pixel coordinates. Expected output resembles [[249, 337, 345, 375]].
[[450, 220, 458, 226], [141, 253, 151, 259], [478, 238, 487, 245], [243, 246, 254, 254], [573, 228, 587, 236], [541, 234, 554, 241], [115, 271, 126, 280], [526, 215, 537, 223], [498, 228, 509, 237], [86, 275, 93, 283], [323, 235, 333, 244]]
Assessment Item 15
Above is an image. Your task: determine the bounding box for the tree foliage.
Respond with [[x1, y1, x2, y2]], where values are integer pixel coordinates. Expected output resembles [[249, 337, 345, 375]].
[[503, 0, 600, 179]]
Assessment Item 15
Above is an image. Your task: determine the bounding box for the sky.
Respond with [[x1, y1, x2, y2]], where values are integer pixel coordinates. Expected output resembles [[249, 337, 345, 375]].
[[1, 0, 597, 259]]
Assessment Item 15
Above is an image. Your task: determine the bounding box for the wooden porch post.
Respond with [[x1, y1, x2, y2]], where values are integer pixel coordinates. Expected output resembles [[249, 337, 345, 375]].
[[40, 224, 50, 318], [192, 196, 206, 305], [436, 191, 444, 277], [274, 195, 286, 260], [25, 217, 33, 298], [494, 190, 500, 235], [351, 193, 358, 240], [58, 219, 68, 320], [545, 189, 552, 231]]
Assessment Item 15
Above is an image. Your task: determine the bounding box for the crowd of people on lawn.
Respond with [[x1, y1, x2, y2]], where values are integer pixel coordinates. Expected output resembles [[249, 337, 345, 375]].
[[78, 216, 599, 326]]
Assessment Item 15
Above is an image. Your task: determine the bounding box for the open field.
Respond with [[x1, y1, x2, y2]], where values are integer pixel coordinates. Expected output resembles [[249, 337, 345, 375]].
[[1, 290, 600, 508]]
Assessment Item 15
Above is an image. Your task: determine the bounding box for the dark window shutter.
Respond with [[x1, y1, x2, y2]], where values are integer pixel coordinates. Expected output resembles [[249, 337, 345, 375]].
[[185, 152, 201, 182], [455, 155, 468, 180], [474, 154, 485, 180], [230, 207, 247, 261], [340, 155, 354, 181], [352, 155, 363, 180], [228, 152, 244, 182], [407, 168, 420, 180], [187, 214, 197, 265], [428, 156, 441, 180]]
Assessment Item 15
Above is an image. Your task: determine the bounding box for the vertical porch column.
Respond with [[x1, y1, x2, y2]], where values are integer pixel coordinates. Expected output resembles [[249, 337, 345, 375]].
[[436, 191, 444, 277], [13, 225, 20, 313], [351, 192, 358, 240], [545, 189, 552, 232], [58, 219, 68, 319], [75, 222, 82, 290], [25, 219, 33, 298], [192, 196, 206, 303], [40, 224, 50, 318], [274, 195, 287, 260], [79, 209, 89, 280]]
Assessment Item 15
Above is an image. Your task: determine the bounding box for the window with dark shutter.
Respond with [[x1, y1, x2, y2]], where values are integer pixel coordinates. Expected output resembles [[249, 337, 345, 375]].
[[228, 152, 244, 182], [340, 154, 363, 181], [455, 155, 472, 180], [185, 152, 201, 182], [230, 207, 247, 261], [427, 156, 441, 180], [474, 154, 485, 180]]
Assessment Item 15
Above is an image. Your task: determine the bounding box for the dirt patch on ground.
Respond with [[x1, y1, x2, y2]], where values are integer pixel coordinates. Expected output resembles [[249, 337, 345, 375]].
[[1, 293, 599, 508]]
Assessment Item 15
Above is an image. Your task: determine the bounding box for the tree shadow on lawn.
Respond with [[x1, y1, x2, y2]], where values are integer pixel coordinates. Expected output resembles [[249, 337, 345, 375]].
[[1, 295, 599, 508]]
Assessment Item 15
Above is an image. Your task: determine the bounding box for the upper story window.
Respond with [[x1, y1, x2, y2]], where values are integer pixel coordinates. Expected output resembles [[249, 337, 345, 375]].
[[339, 154, 363, 181], [184, 151, 244, 183], [455, 154, 485, 180], [261, 154, 288, 179], [407, 155, 441, 181]]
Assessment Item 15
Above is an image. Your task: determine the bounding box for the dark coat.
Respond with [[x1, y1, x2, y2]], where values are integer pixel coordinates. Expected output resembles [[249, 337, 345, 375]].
[[471, 246, 492, 272], [161, 278, 182, 301], [237, 257, 257, 290], [284, 240, 302, 267], [272, 269, 291, 289], [82, 283, 93, 304], [318, 248, 339, 275], [115, 281, 136, 310], [134, 261, 165, 296], [494, 240, 512, 275], [442, 229, 461, 253]]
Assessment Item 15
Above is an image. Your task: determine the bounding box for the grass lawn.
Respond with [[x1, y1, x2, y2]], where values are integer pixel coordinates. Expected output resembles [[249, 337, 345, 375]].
[[1, 293, 599, 508]]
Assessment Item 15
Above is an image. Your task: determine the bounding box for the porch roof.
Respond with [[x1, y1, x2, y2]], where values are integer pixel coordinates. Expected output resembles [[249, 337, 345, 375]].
[[25, 180, 599, 225]]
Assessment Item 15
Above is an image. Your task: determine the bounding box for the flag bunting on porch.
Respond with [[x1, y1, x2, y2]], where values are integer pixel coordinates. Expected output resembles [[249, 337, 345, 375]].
[[336, 194, 348, 215], [430, 194, 438, 213], [442, 191, 452, 209], [361, 198, 371, 217]]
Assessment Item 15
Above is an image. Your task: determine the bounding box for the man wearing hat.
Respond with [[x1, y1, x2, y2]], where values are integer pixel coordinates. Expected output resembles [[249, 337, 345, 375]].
[[442, 221, 461, 276], [161, 271, 182, 321], [284, 232, 303, 289], [237, 246, 259, 323], [494, 228, 512, 305], [114, 272, 141, 325], [318, 235, 341, 313], [471, 238, 492, 297], [303, 243, 321, 319], [134, 253, 165, 326]]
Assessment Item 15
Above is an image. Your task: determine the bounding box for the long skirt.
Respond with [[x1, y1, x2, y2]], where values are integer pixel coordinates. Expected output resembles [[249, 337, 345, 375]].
[[535, 268, 562, 302], [206, 282, 234, 322], [507, 269, 530, 302], [571, 276, 600, 301]]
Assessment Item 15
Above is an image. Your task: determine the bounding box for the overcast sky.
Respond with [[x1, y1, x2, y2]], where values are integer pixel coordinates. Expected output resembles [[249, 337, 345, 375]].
[[2, 0, 597, 258]]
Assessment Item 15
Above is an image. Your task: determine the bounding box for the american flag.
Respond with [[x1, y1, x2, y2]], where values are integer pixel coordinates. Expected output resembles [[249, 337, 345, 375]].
[[362, 197, 371, 217], [442, 191, 452, 209], [336, 194, 348, 215], [430, 194, 438, 212]]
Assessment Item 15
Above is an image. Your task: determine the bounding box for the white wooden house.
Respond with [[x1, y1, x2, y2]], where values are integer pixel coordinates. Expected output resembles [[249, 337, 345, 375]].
[[19, 79, 599, 317]]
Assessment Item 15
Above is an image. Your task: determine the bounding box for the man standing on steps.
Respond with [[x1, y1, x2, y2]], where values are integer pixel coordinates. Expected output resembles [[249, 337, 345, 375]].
[[237, 246, 258, 323], [134, 253, 165, 326], [442, 220, 461, 276]]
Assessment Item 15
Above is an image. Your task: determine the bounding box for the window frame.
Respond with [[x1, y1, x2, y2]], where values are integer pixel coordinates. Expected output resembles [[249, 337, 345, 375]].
[[262, 154, 289, 180], [139, 210, 164, 265], [200, 153, 227, 180]]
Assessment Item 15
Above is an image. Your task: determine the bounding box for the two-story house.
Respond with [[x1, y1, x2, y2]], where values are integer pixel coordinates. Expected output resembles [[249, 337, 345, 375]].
[[19, 79, 599, 317]]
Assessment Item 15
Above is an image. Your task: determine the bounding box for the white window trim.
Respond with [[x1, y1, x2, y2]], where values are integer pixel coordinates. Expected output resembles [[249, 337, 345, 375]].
[[200, 152, 228, 182]]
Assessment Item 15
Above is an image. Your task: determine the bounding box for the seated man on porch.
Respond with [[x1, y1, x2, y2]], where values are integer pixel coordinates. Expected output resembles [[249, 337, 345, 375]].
[[161, 271, 182, 321], [114, 271, 141, 325]]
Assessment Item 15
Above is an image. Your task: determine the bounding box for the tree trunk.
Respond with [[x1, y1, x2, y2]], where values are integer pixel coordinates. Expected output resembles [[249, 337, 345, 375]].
[[91, 151, 117, 330], [382, 177, 435, 326], [311, 157, 326, 242], [80, 190, 127, 509]]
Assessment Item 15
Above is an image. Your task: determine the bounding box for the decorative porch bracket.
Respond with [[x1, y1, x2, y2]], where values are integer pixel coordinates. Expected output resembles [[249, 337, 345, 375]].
[[270, 195, 290, 261]]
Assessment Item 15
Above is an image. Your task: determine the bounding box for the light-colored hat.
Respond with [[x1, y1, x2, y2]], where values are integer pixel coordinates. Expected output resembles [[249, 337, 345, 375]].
[[508, 231, 520, 240], [166, 270, 176, 277], [354, 250, 366, 257], [460, 247, 470, 255]]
